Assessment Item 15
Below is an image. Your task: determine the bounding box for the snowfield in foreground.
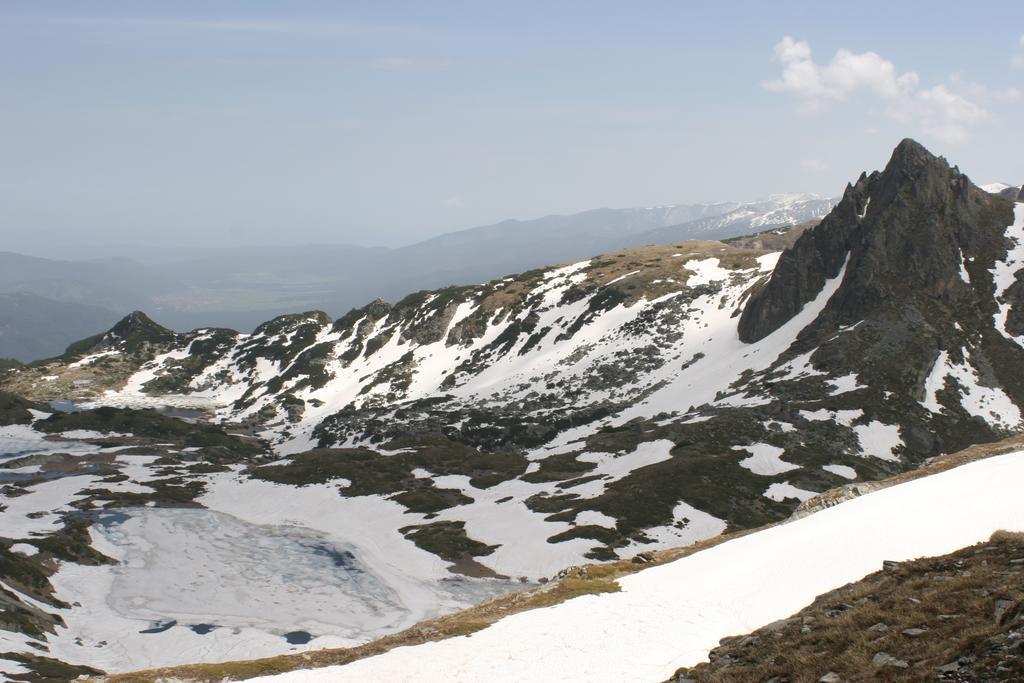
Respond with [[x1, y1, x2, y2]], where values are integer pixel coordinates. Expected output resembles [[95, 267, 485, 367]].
[[254, 450, 1024, 683]]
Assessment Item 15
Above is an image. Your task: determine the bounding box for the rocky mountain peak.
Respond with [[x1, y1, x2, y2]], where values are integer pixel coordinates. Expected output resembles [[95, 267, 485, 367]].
[[885, 136, 935, 173], [103, 310, 177, 351], [109, 310, 164, 337], [738, 138, 1014, 344], [58, 310, 178, 359]]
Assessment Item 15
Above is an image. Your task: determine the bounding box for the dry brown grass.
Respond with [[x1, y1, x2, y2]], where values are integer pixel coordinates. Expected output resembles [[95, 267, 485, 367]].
[[724, 219, 820, 251], [0, 355, 142, 402], [475, 239, 769, 313], [670, 529, 1024, 682], [580, 241, 767, 305]]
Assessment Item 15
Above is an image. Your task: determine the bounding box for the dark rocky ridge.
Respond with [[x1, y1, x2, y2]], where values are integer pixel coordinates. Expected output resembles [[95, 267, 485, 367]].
[[739, 138, 1015, 343], [729, 138, 1024, 473]]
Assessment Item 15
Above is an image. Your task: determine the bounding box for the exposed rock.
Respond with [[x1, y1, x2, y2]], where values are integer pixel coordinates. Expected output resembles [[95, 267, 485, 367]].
[[632, 551, 655, 564], [762, 617, 797, 632], [556, 565, 592, 580], [994, 597, 1014, 623], [872, 652, 909, 668], [792, 482, 885, 519], [740, 138, 1014, 343], [401, 301, 461, 345]]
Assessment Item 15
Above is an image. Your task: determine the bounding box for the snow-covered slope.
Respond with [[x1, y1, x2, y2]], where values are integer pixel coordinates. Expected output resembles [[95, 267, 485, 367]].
[[72, 243, 794, 461], [252, 449, 1024, 683]]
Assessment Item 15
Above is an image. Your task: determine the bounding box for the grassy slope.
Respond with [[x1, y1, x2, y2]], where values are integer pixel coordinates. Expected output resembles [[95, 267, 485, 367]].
[[668, 530, 1024, 682]]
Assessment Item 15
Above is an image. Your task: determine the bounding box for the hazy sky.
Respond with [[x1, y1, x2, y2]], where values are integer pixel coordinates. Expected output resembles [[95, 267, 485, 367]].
[[1, 1, 1022, 253]]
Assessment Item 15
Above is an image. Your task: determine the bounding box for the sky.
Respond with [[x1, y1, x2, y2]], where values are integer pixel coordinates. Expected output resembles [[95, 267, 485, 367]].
[[1, 0, 1022, 253]]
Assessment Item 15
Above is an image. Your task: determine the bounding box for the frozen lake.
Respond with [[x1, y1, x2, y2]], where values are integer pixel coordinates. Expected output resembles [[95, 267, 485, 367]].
[[95, 508, 415, 639], [47, 506, 523, 672]]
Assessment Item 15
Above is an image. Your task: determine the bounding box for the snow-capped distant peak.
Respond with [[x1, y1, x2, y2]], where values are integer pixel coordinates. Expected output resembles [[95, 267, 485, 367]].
[[763, 192, 823, 205], [981, 182, 1013, 194]]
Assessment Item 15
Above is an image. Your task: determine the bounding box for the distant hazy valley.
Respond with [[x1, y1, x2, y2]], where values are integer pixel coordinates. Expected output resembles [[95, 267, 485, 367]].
[[0, 193, 834, 362]]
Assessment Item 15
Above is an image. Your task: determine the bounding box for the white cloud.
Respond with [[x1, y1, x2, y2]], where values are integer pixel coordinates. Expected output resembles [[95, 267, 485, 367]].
[[442, 196, 464, 208], [800, 158, 828, 171], [949, 72, 1021, 103], [913, 85, 987, 144], [764, 37, 918, 109], [764, 37, 990, 144], [1014, 35, 1024, 68]]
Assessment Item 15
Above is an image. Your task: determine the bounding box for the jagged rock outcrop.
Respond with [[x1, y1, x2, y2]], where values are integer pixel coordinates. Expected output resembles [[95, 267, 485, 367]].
[[739, 138, 1014, 343]]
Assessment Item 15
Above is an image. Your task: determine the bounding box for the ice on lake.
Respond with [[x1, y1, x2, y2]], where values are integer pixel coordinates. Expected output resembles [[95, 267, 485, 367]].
[[46, 507, 523, 672], [96, 507, 416, 638]]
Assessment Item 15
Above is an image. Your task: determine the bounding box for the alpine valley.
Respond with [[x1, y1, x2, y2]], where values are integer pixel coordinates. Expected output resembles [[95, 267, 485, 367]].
[[2, 140, 1024, 681]]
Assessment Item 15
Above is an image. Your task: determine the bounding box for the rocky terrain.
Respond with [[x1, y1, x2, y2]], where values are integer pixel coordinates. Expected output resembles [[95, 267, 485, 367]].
[[669, 531, 1024, 682], [1, 139, 1022, 678]]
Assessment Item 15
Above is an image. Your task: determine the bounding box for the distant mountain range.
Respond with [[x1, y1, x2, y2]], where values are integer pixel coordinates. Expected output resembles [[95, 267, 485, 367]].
[[0, 193, 837, 361]]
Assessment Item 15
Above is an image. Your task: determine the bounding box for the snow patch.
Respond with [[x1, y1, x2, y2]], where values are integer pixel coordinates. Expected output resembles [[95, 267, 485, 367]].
[[922, 350, 1021, 430], [827, 373, 861, 395], [763, 482, 817, 502], [799, 408, 862, 427], [990, 204, 1024, 347], [852, 421, 902, 462], [732, 443, 799, 476], [574, 510, 617, 529], [822, 464, 857, 480]]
